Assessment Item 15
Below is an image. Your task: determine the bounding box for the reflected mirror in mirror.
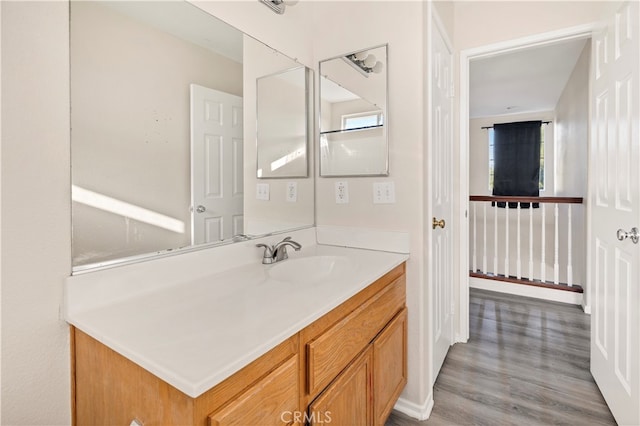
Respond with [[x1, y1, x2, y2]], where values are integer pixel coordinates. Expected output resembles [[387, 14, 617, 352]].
[[319, 45, 388, 177], [257, 66, 310, 179], [71, 1, 314, 270]]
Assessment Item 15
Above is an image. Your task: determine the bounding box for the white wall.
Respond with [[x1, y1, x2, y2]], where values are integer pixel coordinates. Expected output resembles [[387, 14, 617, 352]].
[[311, 0, 430, 411], [454, 1, 616, 51], [243, 36, 314, 235], [555, 41, 590, 198], [1, 2, 71, 424], [554, 40, 591, 294]]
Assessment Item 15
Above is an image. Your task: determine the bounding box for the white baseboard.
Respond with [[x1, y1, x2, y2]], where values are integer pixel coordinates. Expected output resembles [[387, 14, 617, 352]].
[[470, 276, 583, 305], [393, 394, 434, 421]]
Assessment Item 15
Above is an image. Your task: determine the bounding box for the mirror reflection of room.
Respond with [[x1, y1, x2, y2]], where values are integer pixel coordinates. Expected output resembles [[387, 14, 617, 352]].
[[70, 1, 313, 269], [319, 45, 388, 177], [256, 67, 309, 179]]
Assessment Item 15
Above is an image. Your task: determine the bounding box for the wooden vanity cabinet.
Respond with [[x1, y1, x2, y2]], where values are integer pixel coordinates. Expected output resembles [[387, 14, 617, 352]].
[[305, 308, 408, 426], [73, 331, 300, 426], [302, 264, 407, 426], [72, 262, 406, 426]]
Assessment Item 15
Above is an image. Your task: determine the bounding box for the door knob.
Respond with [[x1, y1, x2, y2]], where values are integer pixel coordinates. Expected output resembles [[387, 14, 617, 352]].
[[432, 217, 445, 230], [616, 227, 639, 244], [196, 205, 206, 213]]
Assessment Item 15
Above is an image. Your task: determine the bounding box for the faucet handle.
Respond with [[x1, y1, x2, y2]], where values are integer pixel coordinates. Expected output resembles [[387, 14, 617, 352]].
[[256, 243, 274, 257]]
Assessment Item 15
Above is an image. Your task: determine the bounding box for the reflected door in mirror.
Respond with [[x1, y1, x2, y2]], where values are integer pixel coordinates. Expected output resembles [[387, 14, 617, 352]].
[[190, 85, 244, 245]]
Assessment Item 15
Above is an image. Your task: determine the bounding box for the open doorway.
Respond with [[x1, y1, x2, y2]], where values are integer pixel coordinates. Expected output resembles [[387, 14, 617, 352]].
[[467, 37, 591, 305], [457, 25, 595, 343]]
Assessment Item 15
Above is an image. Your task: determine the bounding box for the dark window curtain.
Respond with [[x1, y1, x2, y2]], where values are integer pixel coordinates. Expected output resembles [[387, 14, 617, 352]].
[[492, 120, 541, 208]]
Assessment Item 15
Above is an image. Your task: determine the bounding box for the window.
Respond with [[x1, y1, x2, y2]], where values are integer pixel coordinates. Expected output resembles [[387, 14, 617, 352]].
[[342, 111, 383, 131], [488, 124, 545, 191]]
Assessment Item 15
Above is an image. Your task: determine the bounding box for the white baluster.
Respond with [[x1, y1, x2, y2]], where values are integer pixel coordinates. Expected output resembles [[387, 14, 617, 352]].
[[529, 204, 534, 281], [505, 204, 509, 278], [567, 204, 573, 287], [494, 202, 498, 275], [483, 203, 487, 274], [541, 203, 546, 283], [472, 203, 477, 273], [516, 202, 521, 279], [554, 203, 560, 285]]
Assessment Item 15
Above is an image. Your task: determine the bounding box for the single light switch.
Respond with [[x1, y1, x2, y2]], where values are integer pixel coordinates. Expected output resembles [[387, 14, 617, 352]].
[[286, 182, 297, 202], [335, 181, 349, 204], [256, 183, 270, 200]]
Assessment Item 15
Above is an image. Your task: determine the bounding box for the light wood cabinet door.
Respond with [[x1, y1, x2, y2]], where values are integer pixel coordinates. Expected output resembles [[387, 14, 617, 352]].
[[306, 277, 405, 396], [208, 355, 300, 426], [308, 348, 373, 426], [373, 308, 408, 425]]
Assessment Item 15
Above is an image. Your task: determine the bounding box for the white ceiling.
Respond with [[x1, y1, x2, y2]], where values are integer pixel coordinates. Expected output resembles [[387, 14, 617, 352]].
[[321, 76, 359, 103], [469, 38, 588, 118], [101, 2, 243, 63]]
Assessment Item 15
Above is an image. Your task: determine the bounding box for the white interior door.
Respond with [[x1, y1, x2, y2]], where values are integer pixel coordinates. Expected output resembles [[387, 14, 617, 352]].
[[589, 2, 640, 425], [430, 14, 455, 381], [190, 84, 243, 245]]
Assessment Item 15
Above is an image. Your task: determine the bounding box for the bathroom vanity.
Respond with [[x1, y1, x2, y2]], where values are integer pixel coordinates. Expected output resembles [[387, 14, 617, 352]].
[[67, 243, 407, 425]]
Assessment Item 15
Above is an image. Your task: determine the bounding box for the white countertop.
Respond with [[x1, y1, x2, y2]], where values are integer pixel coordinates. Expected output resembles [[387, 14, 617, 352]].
[[65, 244, 408, 398]]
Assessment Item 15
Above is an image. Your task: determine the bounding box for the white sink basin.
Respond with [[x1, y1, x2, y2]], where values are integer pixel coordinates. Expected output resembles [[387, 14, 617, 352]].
[[267, 255, 353, 283]]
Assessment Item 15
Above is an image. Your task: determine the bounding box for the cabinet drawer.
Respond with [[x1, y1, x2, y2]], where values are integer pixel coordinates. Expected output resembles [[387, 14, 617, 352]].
[[306, 275, 405, 396]]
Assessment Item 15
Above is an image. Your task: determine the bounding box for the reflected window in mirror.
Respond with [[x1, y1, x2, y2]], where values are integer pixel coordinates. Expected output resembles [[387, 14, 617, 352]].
[[342, 111, 383, 131], [70, 1, 314, 272], [319, 44, 388, 177]]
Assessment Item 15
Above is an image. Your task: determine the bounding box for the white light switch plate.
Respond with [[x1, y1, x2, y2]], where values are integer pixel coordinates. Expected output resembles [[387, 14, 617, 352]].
[[373, 181, 395, 204], [256, 183, 270, 200], [335, 181, 349, 204], [286, 182, 297, 202]]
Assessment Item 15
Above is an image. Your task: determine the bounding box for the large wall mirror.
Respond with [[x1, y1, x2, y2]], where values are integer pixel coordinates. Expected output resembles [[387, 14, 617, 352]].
[[70, 1, 314, 271], [319, 45, 388, 177]]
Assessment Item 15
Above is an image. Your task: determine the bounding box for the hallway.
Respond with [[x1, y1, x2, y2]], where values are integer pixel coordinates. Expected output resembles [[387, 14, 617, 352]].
[[387, 289, 616, 425]]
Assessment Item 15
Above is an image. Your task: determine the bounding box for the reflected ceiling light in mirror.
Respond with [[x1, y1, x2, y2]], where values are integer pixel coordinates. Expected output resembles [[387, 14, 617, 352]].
[[344, 51, 384, 77], [259, 0, 299, 15]]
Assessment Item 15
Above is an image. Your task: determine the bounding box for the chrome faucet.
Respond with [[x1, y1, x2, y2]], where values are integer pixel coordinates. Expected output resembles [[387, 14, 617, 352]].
[[256, 236, 302, 264]]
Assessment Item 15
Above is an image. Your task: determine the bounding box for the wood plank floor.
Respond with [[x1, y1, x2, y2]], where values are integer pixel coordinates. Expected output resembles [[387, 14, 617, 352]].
[[386, 288, 616, 426]]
